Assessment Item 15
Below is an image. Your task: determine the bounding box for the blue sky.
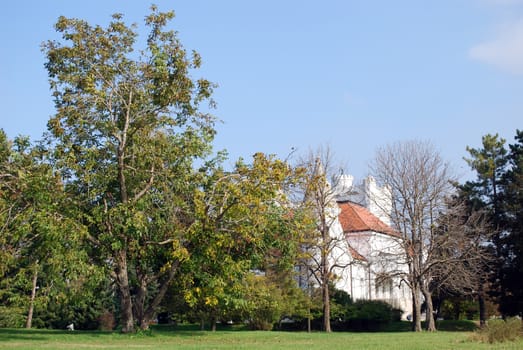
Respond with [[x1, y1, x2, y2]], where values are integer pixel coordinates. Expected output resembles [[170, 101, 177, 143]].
[[1, 1, 522, 181]]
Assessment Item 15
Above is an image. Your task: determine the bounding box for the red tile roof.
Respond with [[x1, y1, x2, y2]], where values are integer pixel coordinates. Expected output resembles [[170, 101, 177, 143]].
[[337, 201, 400, 238]]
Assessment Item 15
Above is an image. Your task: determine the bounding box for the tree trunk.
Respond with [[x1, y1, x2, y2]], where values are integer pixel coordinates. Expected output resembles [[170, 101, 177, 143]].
[[409, 255, 422, 332], [307, 313, 311, 333], [25, 264, 39, 329], [138, 261, 180, 330], [411, 283, 422, 332], [321, 240, 331, 333], [322, 278, 331, 332], [139, 316, 152, 331], [422, 284, 436, 331], [320, 220, 332, 333], [410, 236, 423, 332], [478, 280, 487, 328], [211, 315, 217, 332], [134, 278, 147, 330], [116, 250, 134, 333], [307, 277, 312, 332]]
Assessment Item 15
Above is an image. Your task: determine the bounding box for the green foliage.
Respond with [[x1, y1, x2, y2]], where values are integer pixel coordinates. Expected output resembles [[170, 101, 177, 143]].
[[463, 130, 523, 317], [328, 287, 352, 323], [34, 272, 113, 330], [0, 130, 106, 329], [0, 306, 25, 328], [500, 130, 523, 316], [236, 272, 309, 331], [241, 274, 283, 331], [345, 300, 402, 331], [177, 153, 308, 330], [439, 298, 479, 320], [1, 3, 313, 332], [473, 318, 523, 343], [465, 134, 508, 204], [42, 5, 219, 331], [315, 287, 402, 331]]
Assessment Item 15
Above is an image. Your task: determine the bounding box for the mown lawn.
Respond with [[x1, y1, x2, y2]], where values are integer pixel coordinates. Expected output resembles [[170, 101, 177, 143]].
[[0, 323, 522, 350]]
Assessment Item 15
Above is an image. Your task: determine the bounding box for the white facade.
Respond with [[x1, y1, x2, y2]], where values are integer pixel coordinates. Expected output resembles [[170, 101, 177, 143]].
[[329, 176, 412, 320]]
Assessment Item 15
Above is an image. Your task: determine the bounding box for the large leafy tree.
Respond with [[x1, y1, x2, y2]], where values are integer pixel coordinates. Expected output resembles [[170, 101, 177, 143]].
[[0, 131, 101, 329], [183, 153, 307, 331], [42, 7, 216, 332]]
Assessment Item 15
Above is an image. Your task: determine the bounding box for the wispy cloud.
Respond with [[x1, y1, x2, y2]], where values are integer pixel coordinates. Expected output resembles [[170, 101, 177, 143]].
[[469, 18, 523, 74]]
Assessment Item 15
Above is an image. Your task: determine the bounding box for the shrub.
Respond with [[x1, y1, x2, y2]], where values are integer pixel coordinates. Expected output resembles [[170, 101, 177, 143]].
[[241, 274, 284, 331], [0, 306, 25, 328], [474, 317, 523, 343], [330, 288, 352, 322], [440, 298, 480, 320], [345, 300, 402, 331]]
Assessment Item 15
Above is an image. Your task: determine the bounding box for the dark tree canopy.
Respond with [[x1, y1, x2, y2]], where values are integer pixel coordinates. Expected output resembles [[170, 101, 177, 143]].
[[463, 130, 523, 317]]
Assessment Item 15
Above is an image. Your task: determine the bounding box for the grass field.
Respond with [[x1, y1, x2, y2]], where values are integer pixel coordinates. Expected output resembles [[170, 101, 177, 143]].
[[0, 323, 522, 350]]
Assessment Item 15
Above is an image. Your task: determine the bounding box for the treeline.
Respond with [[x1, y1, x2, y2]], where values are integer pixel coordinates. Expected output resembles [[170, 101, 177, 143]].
[[0, 7, 315, 333]]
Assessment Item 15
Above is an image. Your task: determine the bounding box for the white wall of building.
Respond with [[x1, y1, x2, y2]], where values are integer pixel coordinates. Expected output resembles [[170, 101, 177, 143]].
[[328, 175, 412, 320]]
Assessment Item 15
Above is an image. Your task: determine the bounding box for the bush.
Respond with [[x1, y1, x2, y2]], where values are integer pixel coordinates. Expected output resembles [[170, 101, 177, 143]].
[[344, 300, 402, 331], [241, 274, 285, 331], [439, 298, 480, 320], [330, 288, 352, 322], [0, 306, 25, 328], [474, 317, 523, 343]]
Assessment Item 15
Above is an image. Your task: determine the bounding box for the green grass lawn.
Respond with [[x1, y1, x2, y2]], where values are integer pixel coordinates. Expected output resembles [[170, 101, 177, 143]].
[[0, 323, 522, 350]]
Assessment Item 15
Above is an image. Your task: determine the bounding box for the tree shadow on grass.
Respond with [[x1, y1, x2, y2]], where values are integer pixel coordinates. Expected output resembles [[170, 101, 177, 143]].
[[379, 320, 478, 332], [0, 328, 55, 341], [0, 324, 246, 343], [150, 323, 251, 337], [0, 328, 45, 343], [0, 328, 118, 342], [434, 320, 479, 332]]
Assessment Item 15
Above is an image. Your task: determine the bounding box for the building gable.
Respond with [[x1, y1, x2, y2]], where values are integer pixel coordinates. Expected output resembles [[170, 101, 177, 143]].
[[337, 201, 400, 238]]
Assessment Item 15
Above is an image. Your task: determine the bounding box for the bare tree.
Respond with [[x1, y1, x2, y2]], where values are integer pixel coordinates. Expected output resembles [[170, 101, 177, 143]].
[[370, 140, 455, 332], [295, 145, 353, 332], [429, 197, 494, 326]]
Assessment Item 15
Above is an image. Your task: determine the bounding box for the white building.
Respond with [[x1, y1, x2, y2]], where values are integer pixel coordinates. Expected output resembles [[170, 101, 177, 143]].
[[329, 175, 412, 319]]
